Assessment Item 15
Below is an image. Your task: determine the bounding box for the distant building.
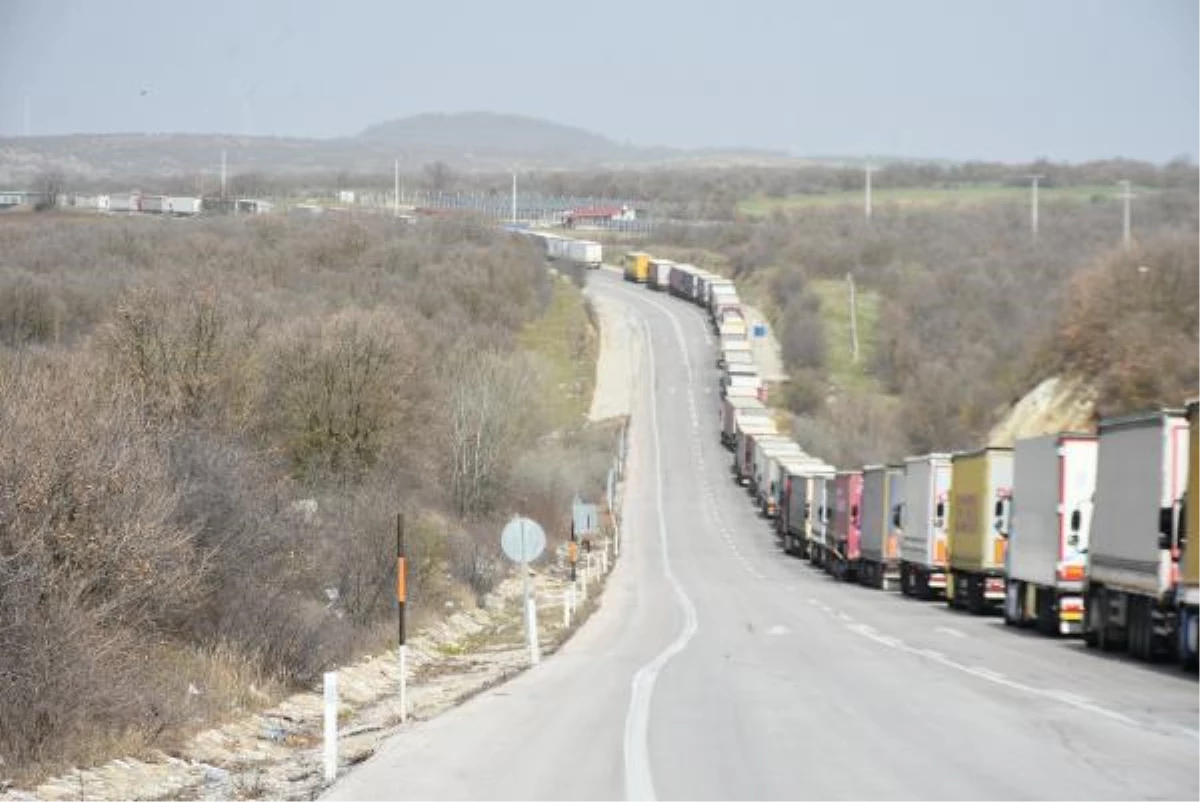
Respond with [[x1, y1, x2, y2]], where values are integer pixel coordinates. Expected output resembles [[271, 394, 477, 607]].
[[0, 190, 50, 209], [564, 204, 638, 228]]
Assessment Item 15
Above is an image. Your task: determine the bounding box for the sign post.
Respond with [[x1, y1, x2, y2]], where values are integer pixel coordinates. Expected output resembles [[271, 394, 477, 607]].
[[396, 513, 408, 723], [501, 516, 546, 667]]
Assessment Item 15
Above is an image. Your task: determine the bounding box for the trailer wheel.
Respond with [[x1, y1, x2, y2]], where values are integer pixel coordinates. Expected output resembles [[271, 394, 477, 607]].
[[1003, 581, 1022, 626], [1180, 608, 1199, 671]]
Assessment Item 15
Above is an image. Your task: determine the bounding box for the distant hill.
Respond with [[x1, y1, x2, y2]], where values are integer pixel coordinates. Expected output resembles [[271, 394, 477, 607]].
[[0, 112, 797, 185]]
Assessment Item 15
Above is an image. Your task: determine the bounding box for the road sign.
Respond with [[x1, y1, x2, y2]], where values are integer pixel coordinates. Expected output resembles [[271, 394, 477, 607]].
[[501, 516, 546, 564], [752, 322, 768, 338], [573, 496, 600, 537]]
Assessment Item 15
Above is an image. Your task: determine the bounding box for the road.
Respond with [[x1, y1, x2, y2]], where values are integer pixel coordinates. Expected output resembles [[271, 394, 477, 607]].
[[325, 268, 1199, 801]]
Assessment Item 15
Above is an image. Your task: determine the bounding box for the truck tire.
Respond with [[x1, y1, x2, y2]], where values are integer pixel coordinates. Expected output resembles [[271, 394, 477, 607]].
[[1003, 581, 1022, 626], [1180, 608, 1199, 671], [967, 575, 986, 616]]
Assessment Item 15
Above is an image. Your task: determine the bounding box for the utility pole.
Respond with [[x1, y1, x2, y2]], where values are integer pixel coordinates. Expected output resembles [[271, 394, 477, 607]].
[[864, 164, 875, 221], [1027, 174, 1044, 237], [511, 169, 518, 224], [393, 158, 400, 218], [1119, 180, 1134, 251]]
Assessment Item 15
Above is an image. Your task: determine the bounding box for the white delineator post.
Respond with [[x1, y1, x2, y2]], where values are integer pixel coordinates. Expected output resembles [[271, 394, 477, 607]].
[[323, 672, 338, 783]]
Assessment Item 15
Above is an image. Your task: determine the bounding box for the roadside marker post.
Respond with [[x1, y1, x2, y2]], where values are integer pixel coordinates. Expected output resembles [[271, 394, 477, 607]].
[[396, 513, 408, 723], [501, 516, 546, 667], [323, 672, 338, 783]]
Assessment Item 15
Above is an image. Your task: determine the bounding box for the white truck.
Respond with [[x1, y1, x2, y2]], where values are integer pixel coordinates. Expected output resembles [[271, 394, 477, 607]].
[[859, 465, 905, 590], [721, 363, 760, 399], [733, 420, 777, 485], [782, 462, 836, 558], [1004, 433, 1097, 636], [900, 454, 952, 599], [567, 239, 603, 268], [755, 445, 809, 517], [648, 257, 674, 289], [1084, 409, 1189, 661], [720, 397, 770, 448], [168, 196, 203, 216]]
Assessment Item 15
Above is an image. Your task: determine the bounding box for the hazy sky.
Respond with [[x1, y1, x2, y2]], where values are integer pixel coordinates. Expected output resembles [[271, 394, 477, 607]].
[[0, 0, 1195, 162]]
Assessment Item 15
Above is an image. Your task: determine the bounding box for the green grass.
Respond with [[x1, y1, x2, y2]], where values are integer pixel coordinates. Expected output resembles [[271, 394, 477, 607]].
[[809, 278, 885, 396], [738, 183, 1153, 217], [517, 278, 597, 430]]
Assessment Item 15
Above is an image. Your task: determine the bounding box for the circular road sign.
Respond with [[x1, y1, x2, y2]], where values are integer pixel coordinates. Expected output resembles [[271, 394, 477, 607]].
[[501, 516, 547, 564]]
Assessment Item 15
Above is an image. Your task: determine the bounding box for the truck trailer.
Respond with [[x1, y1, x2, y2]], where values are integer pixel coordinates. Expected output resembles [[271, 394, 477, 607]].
[[1178, 400, 1199, 670], [755, 445, 808, 517], [900, 454, 952, 599], [946, 447, 1013, 615], [733, 421, 778, 485], [809, 475, 837, 569], [720, 397, 770, 447], [782, 463, 836, 558], [668, 263, 697, 299], [830, 471, 864, 582], [859, 465, 905, 590], [1004, 433, 1097, 636], [1084, 408, 1189, 661], [648, 257, 674, 290], [749, 437, 803, 501], [623, 251, 651, 283]]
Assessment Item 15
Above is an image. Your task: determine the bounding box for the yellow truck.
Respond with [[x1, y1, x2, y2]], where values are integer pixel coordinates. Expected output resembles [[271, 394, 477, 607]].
[[623, 251, 650, 283], [946, 447, 1013, 615], [1178, 400, 1198, 670]]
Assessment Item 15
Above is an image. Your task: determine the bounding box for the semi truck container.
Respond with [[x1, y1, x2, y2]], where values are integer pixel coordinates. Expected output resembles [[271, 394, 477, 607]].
[[831, 471, 864, 582], [783, 463, 836, 558], [733, 421, 778, 485], [567, 239, 603, 268], [859, 465, 905, 590], [721, 364, 760, 398], [754, 444, 807, 516], [900, 454, 952, 599], [719, 316, 748, 343], [623, 251, 651, 283], [711, 290, 740, 326], [742, 433, 791, 492], [811, 475, 840, 569], [647, 257, 674, 290], [1005, 433, 1098, 636], [1178, 401, 1199, 670], [772, 457, 825, 529], [668, 263, 696, 298], [748, 436, 802, 496], [1084, 408, 1189, 661], [946, 447, 1013, 614], [167, 196, 202, 215], [720, 396, 769, 447], [109, 192, 142, 213], [692, 271, 714, 308]]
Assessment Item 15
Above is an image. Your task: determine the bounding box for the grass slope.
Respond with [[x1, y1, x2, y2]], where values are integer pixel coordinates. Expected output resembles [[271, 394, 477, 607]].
[[518, 277, 597, 430], [809, 278, 885, 396]]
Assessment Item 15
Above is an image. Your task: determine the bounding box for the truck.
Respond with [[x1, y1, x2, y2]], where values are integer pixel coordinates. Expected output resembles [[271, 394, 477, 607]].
[[668, 263, 697, 299], [1004, 433, 1098, 636], [567, 239, 603, 268], [1178, 401, 1198, 670], [782, 462, 836, 558], [830, 471, 864, 582], [721, 348, 755, 371], [647, 257, 674, 290], [900, 454, 953, 599], [719, 315, 748, 343], [946, 447, 1013, 615], [623, 251, 650, 283], [859, 465, 905, 590], [733, 420, 778, 485], [721, 363, 760, 399], [754, 443, 807, 516], [167, 196, 202, 216], [720, 396, 769, 447], [711, 289, 740, 326], [1084, 408, 1189, 662]]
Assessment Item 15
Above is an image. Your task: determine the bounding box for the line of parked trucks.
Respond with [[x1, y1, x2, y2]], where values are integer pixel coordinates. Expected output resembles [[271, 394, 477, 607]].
[[517, 229, 603, 268], [624, 247, 1198, 672]]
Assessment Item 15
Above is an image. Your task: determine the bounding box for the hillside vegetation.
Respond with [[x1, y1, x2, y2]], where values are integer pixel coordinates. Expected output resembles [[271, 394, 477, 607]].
[[650, 189, 1199, 467], [0, 214, 608, 778]]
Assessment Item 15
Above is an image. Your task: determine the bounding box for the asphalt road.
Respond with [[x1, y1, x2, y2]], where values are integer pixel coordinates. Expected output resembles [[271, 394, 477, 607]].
[[325, 268, 1198, 801]]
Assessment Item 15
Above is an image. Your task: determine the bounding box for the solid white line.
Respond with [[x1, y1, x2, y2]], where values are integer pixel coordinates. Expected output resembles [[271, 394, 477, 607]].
[[934, 626, 966, 639], [623, 318, 700, 802]]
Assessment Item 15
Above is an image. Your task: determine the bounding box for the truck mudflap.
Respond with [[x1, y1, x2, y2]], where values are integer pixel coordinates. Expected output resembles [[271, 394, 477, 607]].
[[1059, 595, 1085, 636]]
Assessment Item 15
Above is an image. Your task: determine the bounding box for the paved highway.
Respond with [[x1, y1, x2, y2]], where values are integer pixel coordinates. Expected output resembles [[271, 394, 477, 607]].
[[326, 269, 1198, 801]]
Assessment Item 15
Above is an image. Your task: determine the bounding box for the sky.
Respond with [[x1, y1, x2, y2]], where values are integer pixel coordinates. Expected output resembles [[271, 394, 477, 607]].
[[0, 0, 1195, 163]]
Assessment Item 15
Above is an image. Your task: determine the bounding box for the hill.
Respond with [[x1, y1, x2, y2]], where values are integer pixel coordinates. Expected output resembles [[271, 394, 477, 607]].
[[0, 112, 795, 185]]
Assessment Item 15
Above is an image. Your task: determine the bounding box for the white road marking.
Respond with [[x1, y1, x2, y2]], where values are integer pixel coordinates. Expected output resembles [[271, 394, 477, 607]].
[[935, 626, 966, 638], [624, 319, 700, 802]]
